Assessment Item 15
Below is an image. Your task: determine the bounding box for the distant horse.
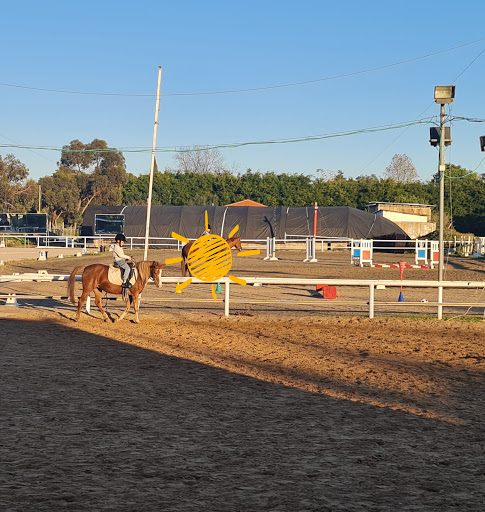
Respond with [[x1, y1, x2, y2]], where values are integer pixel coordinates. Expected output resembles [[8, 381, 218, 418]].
[[181, 235, 242, 277], [67, 260, 165, 323]]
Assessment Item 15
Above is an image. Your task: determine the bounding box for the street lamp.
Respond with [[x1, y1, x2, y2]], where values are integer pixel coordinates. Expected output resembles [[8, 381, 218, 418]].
[[433, 85, 455, 288]]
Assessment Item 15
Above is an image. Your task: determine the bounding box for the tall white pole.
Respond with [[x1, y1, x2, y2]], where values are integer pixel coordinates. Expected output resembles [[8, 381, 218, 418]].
[[438, 103, 446, 283], [144, 66, 162, 261]]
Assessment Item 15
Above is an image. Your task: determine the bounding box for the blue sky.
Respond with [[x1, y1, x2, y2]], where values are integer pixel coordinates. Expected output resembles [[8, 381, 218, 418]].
[[1, 0, 485, 182]]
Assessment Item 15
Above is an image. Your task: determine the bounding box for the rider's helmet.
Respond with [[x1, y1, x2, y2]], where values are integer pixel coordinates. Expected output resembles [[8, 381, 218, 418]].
[[115, 233, 126, 243]]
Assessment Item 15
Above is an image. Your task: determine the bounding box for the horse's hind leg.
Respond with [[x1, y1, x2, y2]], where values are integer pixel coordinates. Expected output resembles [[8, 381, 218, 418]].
[[93, 289, 110, 322], [76, 288, 91, 321], [115, 296, 132, 323]]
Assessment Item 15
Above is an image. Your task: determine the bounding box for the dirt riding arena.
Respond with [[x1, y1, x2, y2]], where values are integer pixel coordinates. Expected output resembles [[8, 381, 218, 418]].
[[1, 249, 485, 510]]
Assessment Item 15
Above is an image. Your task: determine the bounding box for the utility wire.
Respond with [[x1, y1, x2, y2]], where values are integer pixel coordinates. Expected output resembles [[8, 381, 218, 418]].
[[0, 133, 56, 163], [1, 38, 485, 97], [360, 44, 485, 173], [1, 116, 481, 156], [0, 118, 437, 154]]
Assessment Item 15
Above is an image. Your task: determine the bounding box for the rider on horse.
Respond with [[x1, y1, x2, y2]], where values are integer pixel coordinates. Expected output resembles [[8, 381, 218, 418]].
[[113, 233, 134, 288]]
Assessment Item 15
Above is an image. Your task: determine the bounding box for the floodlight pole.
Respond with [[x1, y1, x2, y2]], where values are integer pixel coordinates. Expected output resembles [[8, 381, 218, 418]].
[[144, 66, 162, 261], [438, 103, 446, 283]]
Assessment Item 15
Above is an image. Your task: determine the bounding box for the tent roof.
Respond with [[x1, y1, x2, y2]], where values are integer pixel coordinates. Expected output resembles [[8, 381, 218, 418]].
[[82, 205, 409, 240], [225, 199, 267, 207]]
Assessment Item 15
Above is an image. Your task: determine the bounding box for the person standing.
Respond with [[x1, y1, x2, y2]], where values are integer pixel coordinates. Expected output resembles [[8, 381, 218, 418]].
[[202, 224, 212, 236], [113, 234, 133, 287]]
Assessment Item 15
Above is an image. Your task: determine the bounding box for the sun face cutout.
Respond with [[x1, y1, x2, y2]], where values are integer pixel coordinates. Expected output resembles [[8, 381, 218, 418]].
[[186, 234, 233, 281], [165, 210, 260, 301]]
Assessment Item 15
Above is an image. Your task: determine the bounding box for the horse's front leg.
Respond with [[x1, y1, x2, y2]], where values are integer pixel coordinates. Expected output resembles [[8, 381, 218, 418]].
[[93, 289, 110, 322], [132, 293, 141, 323], [115, 295, 132, 323]]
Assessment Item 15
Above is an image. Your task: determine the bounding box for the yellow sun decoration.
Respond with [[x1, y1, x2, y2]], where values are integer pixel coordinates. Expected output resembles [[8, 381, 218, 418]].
[[165, 211, 260, 300]]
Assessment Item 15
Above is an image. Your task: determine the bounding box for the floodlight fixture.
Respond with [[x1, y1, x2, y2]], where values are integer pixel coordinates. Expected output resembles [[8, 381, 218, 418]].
[[434, 85, 455, 104], [480, 136, 485, 152], [429, 127, 452, 147]]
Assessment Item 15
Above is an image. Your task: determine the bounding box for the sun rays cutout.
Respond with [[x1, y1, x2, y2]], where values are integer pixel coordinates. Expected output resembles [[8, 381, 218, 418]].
[[166, 210, 260, 300]]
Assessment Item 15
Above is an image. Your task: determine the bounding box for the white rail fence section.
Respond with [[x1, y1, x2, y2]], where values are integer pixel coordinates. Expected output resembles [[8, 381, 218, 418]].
[[2, 234, 485, 265], [2, 272, 485, 320]]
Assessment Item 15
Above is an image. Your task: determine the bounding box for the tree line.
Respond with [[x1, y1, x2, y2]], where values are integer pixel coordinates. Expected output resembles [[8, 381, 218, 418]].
[[1, 140, 485, 235]]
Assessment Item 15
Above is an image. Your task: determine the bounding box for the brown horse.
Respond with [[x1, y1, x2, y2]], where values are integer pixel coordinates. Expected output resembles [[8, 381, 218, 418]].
[[181, 235, 242, 277], [67, 260, 165, 323]]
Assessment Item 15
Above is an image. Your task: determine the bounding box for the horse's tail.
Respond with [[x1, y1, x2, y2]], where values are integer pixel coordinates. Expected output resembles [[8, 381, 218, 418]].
[[67, 266, 84, 303]]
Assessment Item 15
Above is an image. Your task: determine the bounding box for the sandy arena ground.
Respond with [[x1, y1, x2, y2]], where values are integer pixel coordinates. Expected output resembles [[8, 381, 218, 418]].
[[1, 248, 485, 510]]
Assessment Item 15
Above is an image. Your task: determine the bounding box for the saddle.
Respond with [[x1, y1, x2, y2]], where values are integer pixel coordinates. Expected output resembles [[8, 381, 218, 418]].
[[108, 264, 137, 287]]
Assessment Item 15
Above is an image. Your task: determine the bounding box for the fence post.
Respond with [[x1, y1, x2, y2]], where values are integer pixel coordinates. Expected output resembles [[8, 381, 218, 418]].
[[437, 285, 443, 320], [369, 284, 375, 319], [224, 282, 230, 317]]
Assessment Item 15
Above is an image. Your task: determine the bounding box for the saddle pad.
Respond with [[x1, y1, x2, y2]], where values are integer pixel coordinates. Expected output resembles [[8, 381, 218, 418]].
[[108, 265, 138, 286]]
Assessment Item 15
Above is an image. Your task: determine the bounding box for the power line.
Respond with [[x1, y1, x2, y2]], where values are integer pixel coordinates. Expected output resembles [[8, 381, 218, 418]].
[[0, 133, 56, 163], [1, 38, 485, 97], [2, 116, 481, 156], [359, 44, 485, 172], [0, 117, 437, 154]]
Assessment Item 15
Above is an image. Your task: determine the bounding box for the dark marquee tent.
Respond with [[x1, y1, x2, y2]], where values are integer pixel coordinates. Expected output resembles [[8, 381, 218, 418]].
[[82, 205, 408, 240]]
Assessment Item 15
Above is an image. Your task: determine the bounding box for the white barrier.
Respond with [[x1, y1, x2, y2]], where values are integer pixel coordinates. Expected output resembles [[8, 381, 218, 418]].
[[430, 241, 440, 269], [351, 239, 373, 266], [263, 237, 278, 261], [303, 237, 317, 262], [415, 240, 428, 266], [473, 237, 485, 257]]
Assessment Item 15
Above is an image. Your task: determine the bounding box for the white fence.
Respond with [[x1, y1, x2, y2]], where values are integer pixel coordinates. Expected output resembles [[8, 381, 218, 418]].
[[2, 233, 485, 261], [2, 272, 485, 320]]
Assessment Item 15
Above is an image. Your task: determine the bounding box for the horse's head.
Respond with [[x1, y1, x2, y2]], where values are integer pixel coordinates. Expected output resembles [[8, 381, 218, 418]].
[[150, 261, 165, 288]]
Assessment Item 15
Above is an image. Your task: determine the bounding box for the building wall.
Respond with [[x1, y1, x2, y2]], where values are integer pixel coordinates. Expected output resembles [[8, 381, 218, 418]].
[[393, 221, 436, 239], [381, 211, 428, 224], [368, 203, 433, 221], [369, 204, 435, 238]]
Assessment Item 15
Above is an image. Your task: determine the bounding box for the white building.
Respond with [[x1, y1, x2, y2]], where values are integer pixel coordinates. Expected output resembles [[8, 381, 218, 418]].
[[365, 202, 436, 239]]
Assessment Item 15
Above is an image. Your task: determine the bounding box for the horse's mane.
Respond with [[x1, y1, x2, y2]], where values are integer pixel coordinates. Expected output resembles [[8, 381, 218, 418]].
[[227, 235, 241, 242], [136, 260, 153, 283]]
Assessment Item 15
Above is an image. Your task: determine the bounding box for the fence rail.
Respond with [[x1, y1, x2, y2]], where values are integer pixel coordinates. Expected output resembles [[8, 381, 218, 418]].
[[2, 273, 485, 320], [2, 233, 485, 259]]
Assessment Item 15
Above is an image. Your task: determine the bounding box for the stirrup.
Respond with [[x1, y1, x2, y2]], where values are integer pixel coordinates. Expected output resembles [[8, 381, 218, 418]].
[[122, 281, 132, 288]]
